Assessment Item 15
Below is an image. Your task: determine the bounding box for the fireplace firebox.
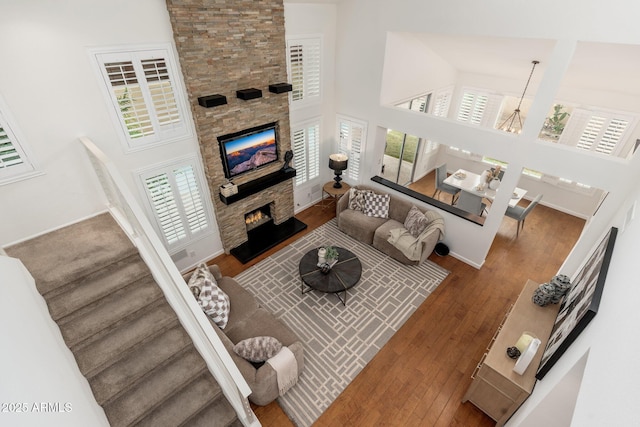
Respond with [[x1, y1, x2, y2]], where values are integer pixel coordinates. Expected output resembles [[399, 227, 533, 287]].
[[245, 204, 272, 232]]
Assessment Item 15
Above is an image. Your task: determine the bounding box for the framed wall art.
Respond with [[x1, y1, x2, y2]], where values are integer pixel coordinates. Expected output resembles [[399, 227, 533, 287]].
[[536, 226, 618, 380]]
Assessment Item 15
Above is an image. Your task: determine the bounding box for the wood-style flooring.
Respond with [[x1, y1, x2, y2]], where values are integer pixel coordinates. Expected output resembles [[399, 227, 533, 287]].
[[208, 182, 586, 427]]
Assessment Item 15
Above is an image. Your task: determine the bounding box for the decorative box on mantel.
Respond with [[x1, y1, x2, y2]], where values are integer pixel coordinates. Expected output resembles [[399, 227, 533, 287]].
[[219, 168, 297, 205], [220, 182, 238, 197]]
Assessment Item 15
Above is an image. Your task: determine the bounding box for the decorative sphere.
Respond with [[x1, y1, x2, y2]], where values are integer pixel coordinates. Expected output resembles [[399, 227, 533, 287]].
[[506, 346, 521, 359], [550, 274, 572, 303], [532, 282, 556, 306]]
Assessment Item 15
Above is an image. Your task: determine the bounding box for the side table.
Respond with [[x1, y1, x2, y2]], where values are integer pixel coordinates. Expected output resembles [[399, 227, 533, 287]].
[[319, 181, 351, 210]]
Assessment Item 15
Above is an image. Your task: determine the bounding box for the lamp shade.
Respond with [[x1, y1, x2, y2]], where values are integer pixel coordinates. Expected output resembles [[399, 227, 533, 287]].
[[329, 153, 348, 171]]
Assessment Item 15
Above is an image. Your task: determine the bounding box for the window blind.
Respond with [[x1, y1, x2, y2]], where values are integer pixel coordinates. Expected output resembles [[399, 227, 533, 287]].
[[94, 46, 188, 150], [338, 117, 366, 182], [457, 92, 488, 125], [432, 89, 452, 117], [566, 109, 632, 156], [0, 103, 35, 182], [145, 172, 186, 245], [0, 126, 23, 169], [292, 120, 320, 185], [287, 37, 321, 105], [142, 163, 209, 248]]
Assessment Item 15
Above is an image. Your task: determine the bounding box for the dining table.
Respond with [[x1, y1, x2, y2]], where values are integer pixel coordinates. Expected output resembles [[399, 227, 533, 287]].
[[443, 168, 527, 208]]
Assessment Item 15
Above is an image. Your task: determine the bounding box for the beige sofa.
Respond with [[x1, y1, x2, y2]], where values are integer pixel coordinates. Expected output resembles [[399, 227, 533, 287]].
[[185, 265, 304, 406], [336, 185, 444, 265]]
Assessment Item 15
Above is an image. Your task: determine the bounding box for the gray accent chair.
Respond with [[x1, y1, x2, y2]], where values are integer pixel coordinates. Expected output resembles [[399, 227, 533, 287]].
[[432, 164, 460, 204], [505, 194, 543, 237], [455, 191, 486, 216]]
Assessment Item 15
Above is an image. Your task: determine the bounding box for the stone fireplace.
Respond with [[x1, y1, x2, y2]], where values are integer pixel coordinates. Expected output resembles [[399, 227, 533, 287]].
[[164, 0, 305, 259]]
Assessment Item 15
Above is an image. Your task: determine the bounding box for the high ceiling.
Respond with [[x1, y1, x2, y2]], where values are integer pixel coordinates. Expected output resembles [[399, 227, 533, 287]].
[[408, 33, 640, 96]]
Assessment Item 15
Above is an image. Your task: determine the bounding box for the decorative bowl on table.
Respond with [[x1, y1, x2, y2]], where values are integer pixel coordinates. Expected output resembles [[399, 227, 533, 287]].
[[453, 172, 466, 179]]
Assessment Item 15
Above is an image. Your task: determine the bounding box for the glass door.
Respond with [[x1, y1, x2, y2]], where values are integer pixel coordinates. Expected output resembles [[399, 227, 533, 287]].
[[381, 129, 419, 186]]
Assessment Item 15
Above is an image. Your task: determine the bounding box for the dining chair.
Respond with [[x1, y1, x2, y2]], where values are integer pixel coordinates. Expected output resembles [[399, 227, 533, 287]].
[[505, 194, 543, 237], [455, 190, 486, 216], [432, 164, 460, 204]]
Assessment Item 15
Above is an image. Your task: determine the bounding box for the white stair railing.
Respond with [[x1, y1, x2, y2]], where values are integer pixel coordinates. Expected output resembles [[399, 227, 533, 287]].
[[79, 137, 259, 427]]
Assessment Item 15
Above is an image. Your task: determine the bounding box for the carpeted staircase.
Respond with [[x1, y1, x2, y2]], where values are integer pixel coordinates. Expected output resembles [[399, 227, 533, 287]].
[[6, 213, 242, 427]]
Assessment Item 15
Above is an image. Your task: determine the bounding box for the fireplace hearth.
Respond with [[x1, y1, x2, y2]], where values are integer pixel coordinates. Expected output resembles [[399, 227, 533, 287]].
[[230, 216, 307, 264]]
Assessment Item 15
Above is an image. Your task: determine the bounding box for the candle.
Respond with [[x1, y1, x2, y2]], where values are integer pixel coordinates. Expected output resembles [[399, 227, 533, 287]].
[[318, 247, 326, 264], [515, 333, 535, 353]]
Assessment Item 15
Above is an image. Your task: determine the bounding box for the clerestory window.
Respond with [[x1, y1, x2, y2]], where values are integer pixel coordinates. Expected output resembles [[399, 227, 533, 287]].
[[0, 96, 38, 184], [286, 36, 321, 106], [91, 45, 190, 152], [559, 108, 634, 156]]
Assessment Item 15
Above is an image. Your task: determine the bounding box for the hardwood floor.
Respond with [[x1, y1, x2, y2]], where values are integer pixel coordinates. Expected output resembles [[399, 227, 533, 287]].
[[208, 190, 586, 427]]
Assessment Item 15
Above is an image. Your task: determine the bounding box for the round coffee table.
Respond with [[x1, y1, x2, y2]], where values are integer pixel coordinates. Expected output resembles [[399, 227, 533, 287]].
[[299, 247, 362, 306]]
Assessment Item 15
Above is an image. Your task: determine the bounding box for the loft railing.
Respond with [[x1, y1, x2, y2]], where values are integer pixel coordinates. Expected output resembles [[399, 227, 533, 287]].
[[79, 137, 259, 427]]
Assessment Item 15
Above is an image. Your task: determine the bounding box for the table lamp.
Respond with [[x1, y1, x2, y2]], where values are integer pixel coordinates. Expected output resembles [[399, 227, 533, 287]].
[[328, 153, 348, 188]]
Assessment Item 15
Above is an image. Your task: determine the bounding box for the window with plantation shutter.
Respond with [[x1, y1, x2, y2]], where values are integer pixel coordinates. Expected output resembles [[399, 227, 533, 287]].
[[93, 45, 189, 151], [431, 88, 453, 118], [0, 98, 37, 183], [291, 119, 320, 185], [395, 94, 430, 112], [337, 115, 367, 182], [457, 91, 488, 125], [286, 36, 321, 106], [560, 108, 633, 157], [140, 159, 211, 249]]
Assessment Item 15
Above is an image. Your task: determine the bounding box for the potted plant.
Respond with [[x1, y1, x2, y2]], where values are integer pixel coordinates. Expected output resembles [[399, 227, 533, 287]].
[[324, 246, 339, 263], [542, 104, 570, 140]]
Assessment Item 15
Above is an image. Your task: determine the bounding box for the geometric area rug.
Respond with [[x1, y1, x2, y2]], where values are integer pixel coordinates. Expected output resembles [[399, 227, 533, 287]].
[[234, 219, 450, 426]]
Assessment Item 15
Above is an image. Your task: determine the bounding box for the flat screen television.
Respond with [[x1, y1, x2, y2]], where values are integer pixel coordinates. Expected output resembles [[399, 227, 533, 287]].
[[218, 122, 279, 179]]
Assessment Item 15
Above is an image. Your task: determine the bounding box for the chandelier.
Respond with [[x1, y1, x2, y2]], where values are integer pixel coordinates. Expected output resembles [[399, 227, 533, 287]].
[[499, 60, 539, 134]]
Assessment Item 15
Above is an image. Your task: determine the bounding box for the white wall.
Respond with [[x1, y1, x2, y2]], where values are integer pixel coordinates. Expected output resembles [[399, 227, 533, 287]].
[[332, 0, 640, 423], [380, 32, 457, 105], [0, 256, 108, 427], [0, 0, 222, 271], [285, 3, 338, 210], [510, 189, 640, 426]]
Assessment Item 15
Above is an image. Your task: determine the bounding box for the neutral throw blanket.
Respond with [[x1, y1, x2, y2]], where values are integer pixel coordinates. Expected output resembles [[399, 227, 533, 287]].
[[388, 216, 445, 261], [266, 346, 298, 395]]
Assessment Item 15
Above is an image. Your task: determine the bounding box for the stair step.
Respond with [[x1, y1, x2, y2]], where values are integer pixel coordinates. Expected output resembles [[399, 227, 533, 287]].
[[59, 275, 162, 348], [75, 302, 179, 377], [136, 373, 229, 427], [90, 324, 194, 404], [7, 213, 243, 427], [181, 393, 240, 427], [103, 347, 209, 426], [5, 213, 136, 295], [47, 254, 149, 320]]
